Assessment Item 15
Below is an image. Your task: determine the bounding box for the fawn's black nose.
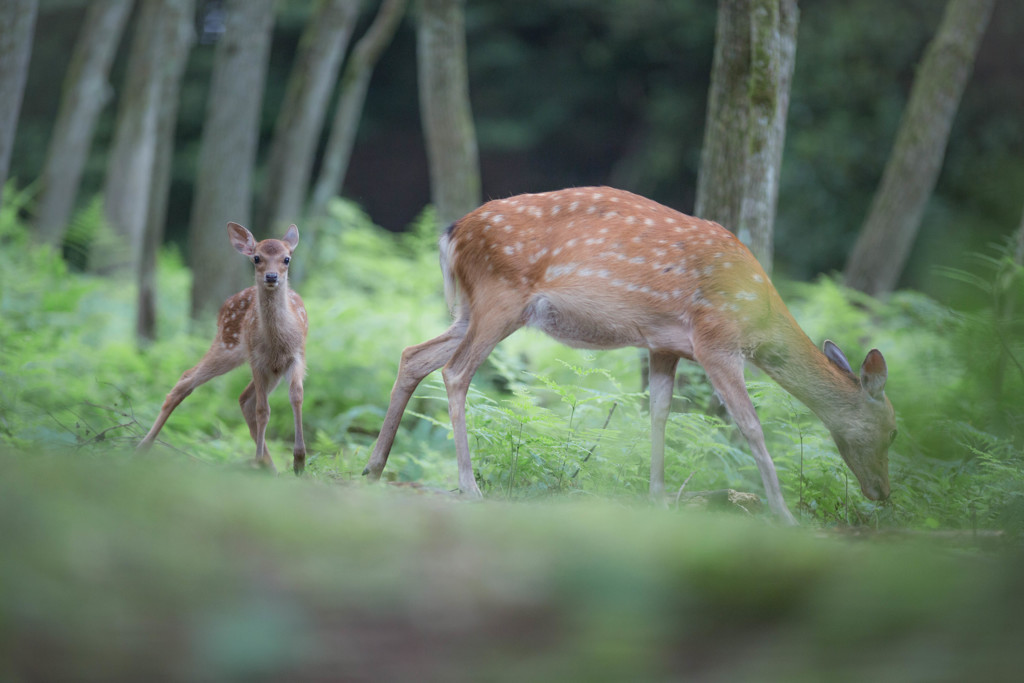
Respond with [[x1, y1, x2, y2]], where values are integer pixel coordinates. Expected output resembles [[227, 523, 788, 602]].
[[264, 272, 279, 285]]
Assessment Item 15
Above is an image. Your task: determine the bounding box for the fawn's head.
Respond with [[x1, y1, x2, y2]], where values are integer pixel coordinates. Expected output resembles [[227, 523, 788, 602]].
[[823, 341, 895, 501], [228, 222, 299, 291]]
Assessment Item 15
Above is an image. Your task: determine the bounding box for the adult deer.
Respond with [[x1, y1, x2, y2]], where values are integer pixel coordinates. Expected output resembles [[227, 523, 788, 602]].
[[363, 187, 895, 523], [139, 223, 309, 474]]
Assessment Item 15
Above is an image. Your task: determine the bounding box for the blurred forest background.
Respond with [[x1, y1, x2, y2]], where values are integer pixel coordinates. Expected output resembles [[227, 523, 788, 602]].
[[6, 0, 1023, 301], [3, 1, 1024, 677], [2, 0, 1023, 521]]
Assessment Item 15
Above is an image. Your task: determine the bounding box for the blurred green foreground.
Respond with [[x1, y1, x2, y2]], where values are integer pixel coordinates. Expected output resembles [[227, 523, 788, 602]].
[[1, 450, 1022, 682]]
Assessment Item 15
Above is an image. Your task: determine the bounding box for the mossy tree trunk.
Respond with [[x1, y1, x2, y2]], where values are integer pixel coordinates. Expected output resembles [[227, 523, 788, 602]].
[[259, 0, 360, 236], [843, 0, 995, 297], [695, 0, 798, 276], [35, 0, 133, 247], [417, 0, 481, 227], [0, 0, 37, 211], [188, 0, 275, 321]]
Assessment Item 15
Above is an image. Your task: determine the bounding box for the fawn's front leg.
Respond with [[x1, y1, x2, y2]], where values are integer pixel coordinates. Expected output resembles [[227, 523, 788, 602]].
[[289, 360, 306, 475], [248, 372, 277, 474]]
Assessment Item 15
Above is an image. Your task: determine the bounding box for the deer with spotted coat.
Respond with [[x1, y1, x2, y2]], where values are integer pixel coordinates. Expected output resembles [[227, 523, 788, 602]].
[[139, 222, 309, 474], [363, 187, 896, 523]]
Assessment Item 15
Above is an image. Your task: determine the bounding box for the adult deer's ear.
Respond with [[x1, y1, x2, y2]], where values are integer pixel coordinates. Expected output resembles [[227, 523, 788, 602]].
[[228, 222, 256, 256], [823, 339, 853, 374], [860, 349, 888, 399]]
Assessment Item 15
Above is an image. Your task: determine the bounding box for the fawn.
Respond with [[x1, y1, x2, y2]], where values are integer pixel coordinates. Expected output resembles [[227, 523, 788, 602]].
[[139, 222, 309, 474], [362, 187, 896, 523]]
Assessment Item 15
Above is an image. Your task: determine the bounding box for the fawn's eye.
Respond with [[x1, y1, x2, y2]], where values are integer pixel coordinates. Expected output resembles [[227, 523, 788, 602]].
[[283, 256, 290, 265], [253, 255, 261, 264], [889, 429, 898, 445]]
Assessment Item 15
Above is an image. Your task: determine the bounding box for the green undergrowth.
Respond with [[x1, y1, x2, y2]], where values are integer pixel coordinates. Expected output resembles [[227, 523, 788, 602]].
[[1, 449, 1022, 682], [1, 195, 1023, 532]]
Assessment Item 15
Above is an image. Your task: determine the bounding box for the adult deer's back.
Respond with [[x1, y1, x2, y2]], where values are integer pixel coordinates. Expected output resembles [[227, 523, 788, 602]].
[[364, 187, 895, 523]]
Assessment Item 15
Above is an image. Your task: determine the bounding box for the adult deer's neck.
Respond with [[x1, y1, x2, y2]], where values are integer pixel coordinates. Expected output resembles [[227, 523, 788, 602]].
[[749, 311, 860, 428]]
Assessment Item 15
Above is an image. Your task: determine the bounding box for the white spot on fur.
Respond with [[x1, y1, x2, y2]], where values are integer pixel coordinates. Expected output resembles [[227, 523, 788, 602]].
[[544, 263, 579, 280]]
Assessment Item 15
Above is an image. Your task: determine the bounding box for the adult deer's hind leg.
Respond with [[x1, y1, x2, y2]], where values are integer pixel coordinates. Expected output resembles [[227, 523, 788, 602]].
[[363, 319, 468, 480], [441, 309, 521, 497]]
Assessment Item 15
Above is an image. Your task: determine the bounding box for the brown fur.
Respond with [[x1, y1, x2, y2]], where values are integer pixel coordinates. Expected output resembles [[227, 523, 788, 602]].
[[364, 187, 895, 522], [139, 222, 309, 475]]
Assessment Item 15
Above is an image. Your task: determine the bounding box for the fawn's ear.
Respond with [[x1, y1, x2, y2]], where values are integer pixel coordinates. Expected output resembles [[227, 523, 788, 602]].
[[227, 222, 256, 256], [282, 224, 299, 250], [860, 349, 888, 399], [823, 339, 853, 374]]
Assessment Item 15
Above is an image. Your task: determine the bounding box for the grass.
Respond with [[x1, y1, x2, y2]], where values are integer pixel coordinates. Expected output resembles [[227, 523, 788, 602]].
[[1, 448, 1022, 681]]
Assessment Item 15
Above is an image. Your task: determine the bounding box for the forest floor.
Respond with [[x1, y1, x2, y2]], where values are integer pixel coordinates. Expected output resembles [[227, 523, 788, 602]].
[[1, 449, 1022, 682]]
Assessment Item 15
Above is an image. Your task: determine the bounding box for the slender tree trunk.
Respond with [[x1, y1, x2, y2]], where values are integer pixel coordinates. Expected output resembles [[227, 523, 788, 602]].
[[99, 0, 173, 274], [1015, 206, 1024, 268], [0, 0, 37, 211], [992, 203, 1024, 400], [189, 0, 276, 320], [35, 0, 133, 246], [260, 0, 360, 235], [417, 0, 480, 227], [309, 0, 408, 220], [844, 0, 995, 297], [136, 0, 195, 342], [695, 0, 797, 275]]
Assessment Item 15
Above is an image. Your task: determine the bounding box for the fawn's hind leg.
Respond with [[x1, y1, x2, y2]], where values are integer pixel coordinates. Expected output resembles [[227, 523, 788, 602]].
[[139, 347, 245, 449]]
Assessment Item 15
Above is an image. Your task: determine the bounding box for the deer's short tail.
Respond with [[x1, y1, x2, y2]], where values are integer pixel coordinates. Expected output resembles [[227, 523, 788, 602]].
[[439, 222, 459, 318]]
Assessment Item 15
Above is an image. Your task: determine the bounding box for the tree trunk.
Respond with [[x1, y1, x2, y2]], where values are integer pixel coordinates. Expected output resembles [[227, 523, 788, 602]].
[[417, 0, 480, 227], [136, 0, 195, 342], [695, 0, 797, 275], [0, 0, 37, 211], [188, 0, 276, 320], [309, 0, 408, 220], [1015, 205, 1024, 268], [739, 0, 798, 275], [260, 0, 360, 235], [843, 0, 995, 297], [695, 0, 750, 235], [99, 0, 173, 274], [35, 0, 133, 246]]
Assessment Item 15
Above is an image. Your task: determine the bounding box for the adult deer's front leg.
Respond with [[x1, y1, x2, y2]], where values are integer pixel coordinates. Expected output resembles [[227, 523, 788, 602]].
[[648, 351, 680, 499], [363, 321, 467, 480], [697, 346, 796, 525]]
